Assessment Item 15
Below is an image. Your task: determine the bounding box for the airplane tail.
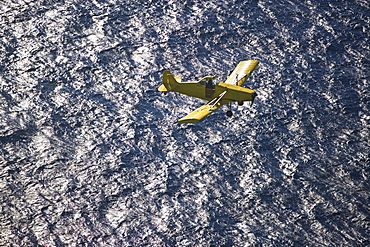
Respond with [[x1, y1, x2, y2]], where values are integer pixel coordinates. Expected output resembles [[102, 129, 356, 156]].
[[159, 70, 179, 91]]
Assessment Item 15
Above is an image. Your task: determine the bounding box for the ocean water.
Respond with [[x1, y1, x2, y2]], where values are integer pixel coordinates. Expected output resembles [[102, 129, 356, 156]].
[[0, 0, 369, 246]]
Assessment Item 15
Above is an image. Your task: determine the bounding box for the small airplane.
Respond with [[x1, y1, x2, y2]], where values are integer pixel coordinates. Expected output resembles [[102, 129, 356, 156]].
[[158, 60, 259, 124]]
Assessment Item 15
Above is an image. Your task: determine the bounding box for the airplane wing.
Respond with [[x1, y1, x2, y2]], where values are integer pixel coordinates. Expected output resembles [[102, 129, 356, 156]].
[[224, 60, 259, 87], [178, 91, 228, 124]]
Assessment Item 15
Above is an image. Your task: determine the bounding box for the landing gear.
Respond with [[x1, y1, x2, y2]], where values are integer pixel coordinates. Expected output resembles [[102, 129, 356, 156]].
[[238, 101, 244, 106], [226, 102, 233, 117]]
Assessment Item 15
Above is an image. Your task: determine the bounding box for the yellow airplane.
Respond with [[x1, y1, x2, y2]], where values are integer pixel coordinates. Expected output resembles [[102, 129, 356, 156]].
[[158, 60, 259, 124]]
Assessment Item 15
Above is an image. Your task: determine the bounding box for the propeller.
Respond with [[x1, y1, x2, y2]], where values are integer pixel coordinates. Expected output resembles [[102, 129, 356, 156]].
[[251, 92, 257, 106]]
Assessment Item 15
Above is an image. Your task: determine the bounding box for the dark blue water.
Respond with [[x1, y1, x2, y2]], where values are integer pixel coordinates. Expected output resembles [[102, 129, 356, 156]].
[[1, 0, 369, 246]]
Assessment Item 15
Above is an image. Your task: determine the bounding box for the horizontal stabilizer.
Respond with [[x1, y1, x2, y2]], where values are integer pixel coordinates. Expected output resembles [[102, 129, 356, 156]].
[[158, 84, 168, 91]]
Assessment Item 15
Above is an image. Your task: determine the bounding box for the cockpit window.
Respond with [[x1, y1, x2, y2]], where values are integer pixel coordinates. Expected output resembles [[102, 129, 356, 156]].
[[206, 79, 215, 89]]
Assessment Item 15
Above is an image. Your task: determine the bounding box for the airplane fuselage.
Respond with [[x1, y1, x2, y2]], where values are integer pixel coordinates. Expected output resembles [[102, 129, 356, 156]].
[[169, 81, 256, 104]]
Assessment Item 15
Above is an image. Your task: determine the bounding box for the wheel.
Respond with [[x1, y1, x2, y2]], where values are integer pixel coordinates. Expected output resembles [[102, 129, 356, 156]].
[[238, 101, 244, 106], [226, 110, 233, 117]]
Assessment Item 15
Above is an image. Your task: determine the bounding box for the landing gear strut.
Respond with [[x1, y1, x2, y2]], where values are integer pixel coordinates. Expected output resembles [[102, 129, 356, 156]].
[[226, 103, 233, 117]]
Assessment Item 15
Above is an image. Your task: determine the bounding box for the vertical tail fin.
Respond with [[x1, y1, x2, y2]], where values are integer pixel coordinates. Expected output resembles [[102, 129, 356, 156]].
[[162, 70, 179, 91]]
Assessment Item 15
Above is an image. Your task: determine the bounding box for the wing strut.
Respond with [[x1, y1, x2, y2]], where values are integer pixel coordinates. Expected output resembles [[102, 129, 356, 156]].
[[206, 90, 227, 110]]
